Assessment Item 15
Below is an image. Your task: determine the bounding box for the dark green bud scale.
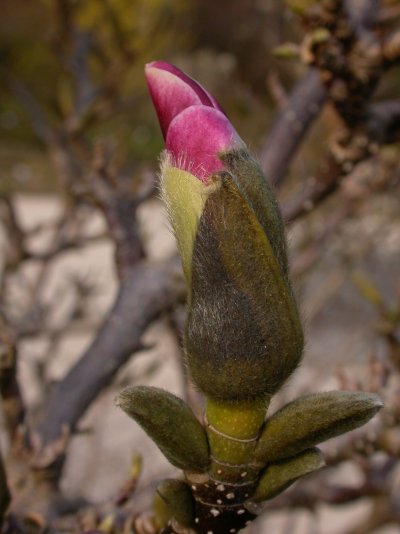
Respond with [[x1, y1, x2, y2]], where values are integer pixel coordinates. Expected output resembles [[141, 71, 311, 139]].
[[251, 447, 325, 502], [185, 169, 303, 402]]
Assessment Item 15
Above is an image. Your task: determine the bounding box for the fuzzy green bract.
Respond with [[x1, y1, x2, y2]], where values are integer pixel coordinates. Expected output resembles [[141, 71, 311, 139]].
[[155, 479, 195, 528], [160, 155, 217, 287], [185, 168, 303, 401], [252, 448, 325, 502], [255, 391, 383, 464], [116, 386, 210, 472]]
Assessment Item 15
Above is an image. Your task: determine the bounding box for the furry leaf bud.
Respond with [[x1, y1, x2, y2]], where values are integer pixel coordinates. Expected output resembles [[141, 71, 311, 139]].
[[251, 448, 325, 502], [255, 391, 383, 464], [116, 386, 210, 472]]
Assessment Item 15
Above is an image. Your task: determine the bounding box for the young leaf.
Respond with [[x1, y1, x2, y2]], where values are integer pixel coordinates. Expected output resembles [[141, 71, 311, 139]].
[[255, 391, 383, 464], [185, 173, 303, 402], [116, 386, 210, 472], [251, 447, 324, 502], [156, 479, 195, 528]]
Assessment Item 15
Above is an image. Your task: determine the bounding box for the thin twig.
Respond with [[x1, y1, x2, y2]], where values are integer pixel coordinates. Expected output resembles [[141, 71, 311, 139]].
[[259, 68, 328, 187], [32, 257, 185, 475]]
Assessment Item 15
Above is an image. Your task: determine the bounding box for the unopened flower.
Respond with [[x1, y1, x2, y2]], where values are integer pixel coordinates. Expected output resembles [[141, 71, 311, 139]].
[[146, 61, 303, 402], [145, 60, 244, 181], [117, 64, 383, 531]]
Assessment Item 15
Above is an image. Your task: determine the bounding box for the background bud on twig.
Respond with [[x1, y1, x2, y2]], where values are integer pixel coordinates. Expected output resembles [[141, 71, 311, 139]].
[[117, 61, 383, 534]]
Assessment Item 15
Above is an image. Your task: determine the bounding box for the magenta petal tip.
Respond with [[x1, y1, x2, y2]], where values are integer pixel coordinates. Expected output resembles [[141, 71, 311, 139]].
[[145, 60, 223, 138], [166, 106, 244, 182], [145, 60, 244, 181]]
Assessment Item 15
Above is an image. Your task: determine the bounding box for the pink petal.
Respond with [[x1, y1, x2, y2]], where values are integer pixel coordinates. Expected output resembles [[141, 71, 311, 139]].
[[166, 106, 245, 183], [145, 61, 222, 139]]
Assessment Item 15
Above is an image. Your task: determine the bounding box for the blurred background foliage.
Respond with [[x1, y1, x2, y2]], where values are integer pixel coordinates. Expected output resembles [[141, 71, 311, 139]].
[[0, 0, 314, 194]]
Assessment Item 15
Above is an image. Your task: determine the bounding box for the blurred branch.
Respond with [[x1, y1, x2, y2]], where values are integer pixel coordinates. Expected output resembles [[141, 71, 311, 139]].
[[344, 0, 379, 37], [68, 31, 99, 122], [277, 0, 399, 222], [263, 0, 399, 220], [0, 453, 10, 523], [344, 496, 400, 534], [0, 195, 27, 269], [0, 194, 107, 266], [5, 27, 162, 487], [23, 232, 108, 263], [282, 154, 342, 220], [259, 0, 381, 188], [0, 330, 24, 441], [53, 0, 74, 45], [377, 3, 400, 25], [291, 202, 349, 276], [260, 68, 328, 187], [32, 256, 184, 475], [266, 71, 289, 109], [7, 79, 54, 146], [9, 78, 84, 189], [382, 30, 400, 67], [98, 0, 135, 62], [368, 99, 400, 143], [87, 142, 147, 279], [282, 95, 400, 222]]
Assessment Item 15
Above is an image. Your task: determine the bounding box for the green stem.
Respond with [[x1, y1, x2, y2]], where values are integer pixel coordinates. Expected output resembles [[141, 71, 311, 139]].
[[178, 399, 268, 533], [205, 399, 267, 487], [205, 398, 268, 484]]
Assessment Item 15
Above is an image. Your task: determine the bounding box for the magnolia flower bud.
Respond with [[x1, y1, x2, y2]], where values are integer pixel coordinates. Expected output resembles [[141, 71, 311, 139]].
[[146, 61, 303, 402], [145, 60, 244, 182], [115, 64, 383, 530]]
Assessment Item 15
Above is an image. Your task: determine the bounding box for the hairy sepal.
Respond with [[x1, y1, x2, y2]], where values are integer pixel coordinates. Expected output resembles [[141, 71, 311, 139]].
[[220, 149, 288, 279], [254, 391, 383, 464], [185, 172, 303, 402], [116, 386, 210, 472], [251, 447, 324, 502]]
